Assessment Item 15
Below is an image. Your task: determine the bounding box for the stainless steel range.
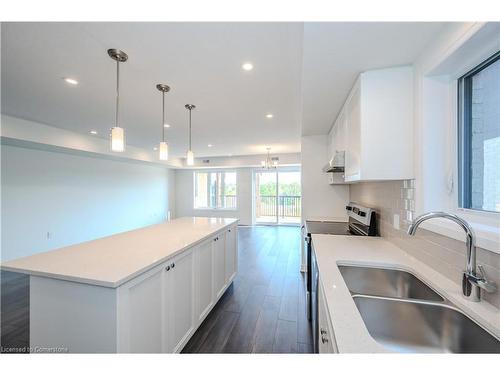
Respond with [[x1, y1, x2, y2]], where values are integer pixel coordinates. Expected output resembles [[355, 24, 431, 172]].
[[303, 202, 378, 353]]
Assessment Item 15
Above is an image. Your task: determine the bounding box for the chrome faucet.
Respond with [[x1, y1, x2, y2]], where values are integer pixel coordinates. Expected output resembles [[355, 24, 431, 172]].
[[407, 212, 497, 302]]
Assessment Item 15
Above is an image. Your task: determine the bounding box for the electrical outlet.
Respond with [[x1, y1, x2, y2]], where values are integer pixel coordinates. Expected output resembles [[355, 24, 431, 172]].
[[393, 214, 400, 230]]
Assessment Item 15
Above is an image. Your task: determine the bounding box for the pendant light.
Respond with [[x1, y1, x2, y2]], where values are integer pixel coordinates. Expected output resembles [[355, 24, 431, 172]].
[[261, 147, 278, 169], [108, 49, 128, 152], [156, 84, 171, 161], [185, 104, 196, 166]]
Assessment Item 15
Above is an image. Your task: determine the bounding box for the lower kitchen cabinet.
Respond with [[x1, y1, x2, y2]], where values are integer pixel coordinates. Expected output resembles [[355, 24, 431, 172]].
[[225, 226, 238, 283], [195, 238, 214, 324], [116, 248, 195, 353], [116, 262, 164, 353], [318, 277, 339, 353], [166, 248, 195, 352], [115, 223, 238, 353], [213, 231, 227, 300]]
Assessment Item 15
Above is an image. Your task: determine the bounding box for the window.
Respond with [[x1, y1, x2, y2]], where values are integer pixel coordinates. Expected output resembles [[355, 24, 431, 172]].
[[194, 171, 237, 209], [458, 51, 500, 213]]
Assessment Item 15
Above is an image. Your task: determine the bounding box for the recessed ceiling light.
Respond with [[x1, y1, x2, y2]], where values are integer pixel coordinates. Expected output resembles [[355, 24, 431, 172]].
[[90, 130, 97, 135], [63, 77, 79, 85], [153, 147, 158, 151], [208, 144, 213, 148], [266, 114, 273, 118], [242, 62, 254, 71], [164, 123, 171, 128]]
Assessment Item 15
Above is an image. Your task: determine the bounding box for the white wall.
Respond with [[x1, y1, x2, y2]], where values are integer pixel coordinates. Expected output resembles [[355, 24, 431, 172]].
[[301, 135, 350, 222], [175, 168, 253, 225], [411, 22, 500, 252], [1, 144, 175, 261]]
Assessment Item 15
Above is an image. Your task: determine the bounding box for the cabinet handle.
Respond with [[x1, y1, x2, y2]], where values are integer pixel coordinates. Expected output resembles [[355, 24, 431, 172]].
[[166, 265, 171, 271], [229, 229, 231, 232], [171, 263, 175, 268], [320, 327, 329, 344]]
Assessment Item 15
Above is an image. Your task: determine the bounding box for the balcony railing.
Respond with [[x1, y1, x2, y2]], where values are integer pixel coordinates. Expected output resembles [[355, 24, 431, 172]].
[[256, 195, 301, 218], [222, 195, 237, 209]]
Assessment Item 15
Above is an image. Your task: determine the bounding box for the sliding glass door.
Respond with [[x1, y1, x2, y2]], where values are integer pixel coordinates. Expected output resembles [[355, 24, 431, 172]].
[[254, 169, 301, 225], [255, 171, 278, 224], [277, 171, 301, 224]]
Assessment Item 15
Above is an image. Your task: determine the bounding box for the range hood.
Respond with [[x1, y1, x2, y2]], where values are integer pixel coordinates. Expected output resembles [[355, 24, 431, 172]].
[[322, 151, 345, 173]]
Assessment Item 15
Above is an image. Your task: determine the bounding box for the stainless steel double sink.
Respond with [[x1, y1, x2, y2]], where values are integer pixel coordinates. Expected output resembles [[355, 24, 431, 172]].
[[338, 265, 500, 353]]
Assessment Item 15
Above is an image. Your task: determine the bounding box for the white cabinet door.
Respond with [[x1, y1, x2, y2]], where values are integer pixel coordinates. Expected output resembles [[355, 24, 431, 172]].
[[318, 280, 338, 353], [195, 238, 214, 324], [330, 109, 346, 157], [327, 121, 336, 163], [166, 248, 195, 352], [332, 66, 413, 182], [225, 226, 237, 284], [337, 109, 347, 152], [117, 264, 164, 353], [345, 79, 361, 182], [213, 232, 226, 300]]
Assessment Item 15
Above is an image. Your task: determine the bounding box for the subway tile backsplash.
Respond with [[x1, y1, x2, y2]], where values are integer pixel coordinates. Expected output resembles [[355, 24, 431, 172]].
[[350, 180, 500, 309]]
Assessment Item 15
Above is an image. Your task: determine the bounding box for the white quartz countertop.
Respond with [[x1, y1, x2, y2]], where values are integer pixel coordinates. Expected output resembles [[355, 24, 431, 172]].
[[312, 234, 500, 353], [1, 217, 238, 288]]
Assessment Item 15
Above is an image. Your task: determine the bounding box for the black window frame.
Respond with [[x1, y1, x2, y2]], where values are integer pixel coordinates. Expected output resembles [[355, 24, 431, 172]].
[[457, 50, 500, 212]]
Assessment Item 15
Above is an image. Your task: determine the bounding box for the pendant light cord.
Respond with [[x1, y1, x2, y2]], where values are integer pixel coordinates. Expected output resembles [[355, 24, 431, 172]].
[[115, 59, 120, 128], [188, 108, 192, 151], [162, 91, 165, 142]]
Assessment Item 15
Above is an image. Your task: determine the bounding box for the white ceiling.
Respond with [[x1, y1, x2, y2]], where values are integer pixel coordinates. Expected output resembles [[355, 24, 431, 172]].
[[1, 22, 303, 158], [1, 22, 445, 157]]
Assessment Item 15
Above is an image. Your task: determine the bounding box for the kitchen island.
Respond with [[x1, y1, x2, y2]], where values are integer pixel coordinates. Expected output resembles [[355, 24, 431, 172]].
[[1, 217, 239, 353]]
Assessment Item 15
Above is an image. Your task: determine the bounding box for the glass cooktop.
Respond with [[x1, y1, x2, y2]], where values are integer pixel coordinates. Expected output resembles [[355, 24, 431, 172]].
[[305, 221, 351, 235]]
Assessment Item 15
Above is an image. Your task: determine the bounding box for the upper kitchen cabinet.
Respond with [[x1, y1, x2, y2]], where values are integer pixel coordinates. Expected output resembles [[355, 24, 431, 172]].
[[329, 66, 414, 182]]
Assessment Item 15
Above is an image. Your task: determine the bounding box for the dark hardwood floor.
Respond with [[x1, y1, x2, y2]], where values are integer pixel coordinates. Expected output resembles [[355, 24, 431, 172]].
[[182, 225, 312, 353], [1, 270, 30, 353], [0, 225, 312, 354]]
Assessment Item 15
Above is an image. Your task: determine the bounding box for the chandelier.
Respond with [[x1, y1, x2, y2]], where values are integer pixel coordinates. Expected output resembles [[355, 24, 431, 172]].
[[261, 147, 278, 169]]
